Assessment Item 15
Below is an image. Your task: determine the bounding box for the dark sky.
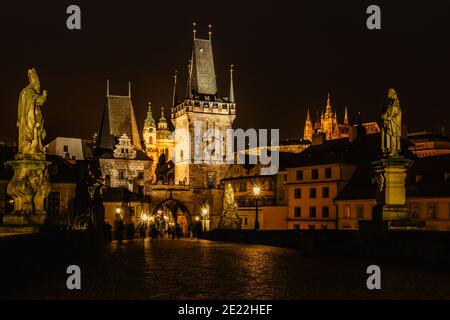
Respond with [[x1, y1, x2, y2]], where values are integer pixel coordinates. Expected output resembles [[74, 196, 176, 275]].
[[1, 0, 449, 143]]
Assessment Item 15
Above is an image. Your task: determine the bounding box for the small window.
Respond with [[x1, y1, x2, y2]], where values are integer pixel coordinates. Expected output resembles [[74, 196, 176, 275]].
[[344, 205, 351, 218], [296, 170, 303, 181], [322, 206, 329, 218], [244, 217, 248, 225], [325, 168, 332, 179], [63, 145, 69, 153], [293, 224, 300, 230], [294, 207, 301, 217], [309, 207, 317, 218], [322, 187, 329, 198], [312, 169, 319, 180], [118, 170, 125, 180], [427, 204, 437, 220], [294, 188, 301, 199], [309, 188, 316, 199], [409, 203, 420, 219], [356, 206, 364, 219], [137, 171, 144, 180]]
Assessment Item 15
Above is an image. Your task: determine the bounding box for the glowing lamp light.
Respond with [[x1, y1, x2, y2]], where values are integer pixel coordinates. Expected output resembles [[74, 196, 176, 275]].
[[201, 207, 208, 216], [116, 208, 121, 215], [195, 216, 200, 221], [252, 185, 261, 197], [142, 214, 149, 222]]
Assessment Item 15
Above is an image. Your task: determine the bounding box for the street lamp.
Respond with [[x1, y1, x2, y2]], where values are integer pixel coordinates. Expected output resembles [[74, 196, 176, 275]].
[[116, 207, 122, 219], [252, 184, 261, 230]]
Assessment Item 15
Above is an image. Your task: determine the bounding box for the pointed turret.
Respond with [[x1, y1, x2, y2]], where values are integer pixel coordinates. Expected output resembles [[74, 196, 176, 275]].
[[172, 71, 178, 107], [325, 93, 332, 116], [145, 102, 155, 127], [303, 108, 313, 141], [344, 106, 349, 126], [229, 64, 235, 103]]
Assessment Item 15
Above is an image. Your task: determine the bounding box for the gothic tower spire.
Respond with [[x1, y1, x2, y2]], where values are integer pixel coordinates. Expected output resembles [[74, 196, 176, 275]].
[[344, 106, 349, 126], [303, 108, 313, 141], [172, 70, 178, 107], [229, 64, 235, 103]]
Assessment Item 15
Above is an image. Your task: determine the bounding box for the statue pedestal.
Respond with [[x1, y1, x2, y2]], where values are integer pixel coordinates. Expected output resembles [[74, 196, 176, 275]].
[[218, 204, 242, 230], [371, 157, 424, 229], [2, 159, 51, 232]]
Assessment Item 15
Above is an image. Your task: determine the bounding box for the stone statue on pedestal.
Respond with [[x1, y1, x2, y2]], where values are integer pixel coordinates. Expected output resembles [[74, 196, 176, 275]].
[[4, 68, 51, 229], [370, 88, 423, 229], [218, 183, 241, 230], [381, 88, 402, 158]]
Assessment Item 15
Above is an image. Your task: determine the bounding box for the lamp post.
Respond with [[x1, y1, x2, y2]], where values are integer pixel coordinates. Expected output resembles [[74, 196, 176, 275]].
[[253, 185, 261, 230]]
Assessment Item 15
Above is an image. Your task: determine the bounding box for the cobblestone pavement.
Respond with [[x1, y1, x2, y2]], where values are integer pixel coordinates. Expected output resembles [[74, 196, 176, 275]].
[[8, 239, 450, 299]]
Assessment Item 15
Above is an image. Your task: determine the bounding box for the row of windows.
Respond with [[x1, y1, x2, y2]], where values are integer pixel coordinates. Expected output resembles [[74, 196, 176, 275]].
[[294, 206, 330, 218], [342, 203, 450, 220], [295, 167, 332, 181], [293, 224, 329, 230], [294, 187, 329, 199], [117, 171, 145, 180]]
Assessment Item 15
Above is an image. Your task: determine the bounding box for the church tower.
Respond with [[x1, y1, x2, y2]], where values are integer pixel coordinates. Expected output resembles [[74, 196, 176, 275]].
[[303, 108, 313, 141], [171, 23, 236, 189], [143, 102, 157, 161], [156, 107, 174, 161]]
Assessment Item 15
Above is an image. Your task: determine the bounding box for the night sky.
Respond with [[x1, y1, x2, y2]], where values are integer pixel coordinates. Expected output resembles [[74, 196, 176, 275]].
[[1, 0, 449, 143]]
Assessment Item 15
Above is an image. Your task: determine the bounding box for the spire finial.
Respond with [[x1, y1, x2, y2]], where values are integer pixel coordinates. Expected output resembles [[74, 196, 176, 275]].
[[208, 24, 212, 41], [193, 22, 197, 40], [327, 93, 331, 107], [229, 64, 235, 103], [161, 107, 165, 120], [186, 57, 193, 99], [172, 70, 178, 107], [306, 108, 311, 122], [344, 106, 349, 126], [128, 81, 131, 98], [107, 79, 110, 96]]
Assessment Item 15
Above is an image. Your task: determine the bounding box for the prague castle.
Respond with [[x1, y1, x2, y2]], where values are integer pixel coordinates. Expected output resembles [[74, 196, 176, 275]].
[[303, 94, 379, 142]]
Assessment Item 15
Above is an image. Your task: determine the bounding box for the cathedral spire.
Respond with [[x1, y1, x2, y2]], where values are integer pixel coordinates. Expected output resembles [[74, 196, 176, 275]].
[[172, 70, 178, 107], [229, 64, 235, 103], [327, 93, 331, 107], [344, 106, 349, 126], [306, 108, 311, 122]]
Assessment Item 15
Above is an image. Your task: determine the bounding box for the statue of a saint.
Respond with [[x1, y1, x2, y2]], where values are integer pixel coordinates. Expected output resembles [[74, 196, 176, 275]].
[[381, 88, 401, 157], [17, 68, 47, 158], [224, 183, 236, 208]]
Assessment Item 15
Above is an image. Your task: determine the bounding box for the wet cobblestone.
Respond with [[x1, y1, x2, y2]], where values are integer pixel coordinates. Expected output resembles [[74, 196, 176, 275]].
[[9, 239, 450, 300]]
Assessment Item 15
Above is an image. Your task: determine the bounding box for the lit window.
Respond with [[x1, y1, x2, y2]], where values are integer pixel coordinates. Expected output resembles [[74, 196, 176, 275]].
[[344, 205, 351, 218], [427, 204, 437, 220]]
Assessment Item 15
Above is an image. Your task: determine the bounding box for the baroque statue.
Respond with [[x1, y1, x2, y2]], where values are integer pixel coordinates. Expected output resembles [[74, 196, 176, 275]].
[[218, 183, 241, 230], [381, 88, 402, 158], [17, 68, 47, 159], [5, 68, 51, 226]]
